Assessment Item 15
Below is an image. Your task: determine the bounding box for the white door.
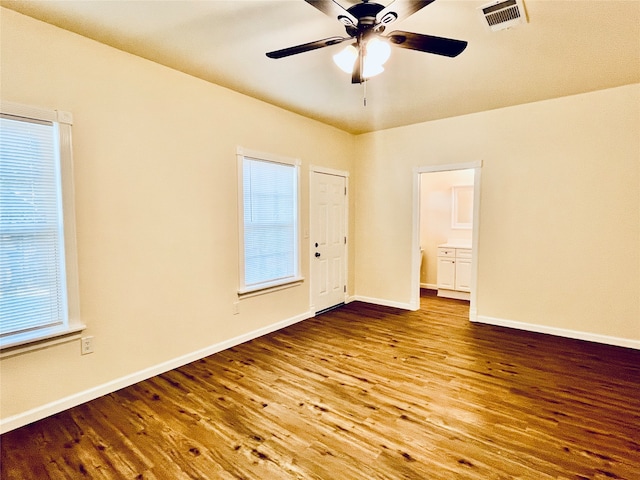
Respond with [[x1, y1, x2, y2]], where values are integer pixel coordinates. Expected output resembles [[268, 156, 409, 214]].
[[311, 171, 347, 313]]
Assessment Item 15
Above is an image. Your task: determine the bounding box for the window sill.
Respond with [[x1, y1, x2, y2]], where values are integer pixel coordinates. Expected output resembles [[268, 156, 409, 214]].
[[238, 277, 304, 299], [0, 324, 86, 359]]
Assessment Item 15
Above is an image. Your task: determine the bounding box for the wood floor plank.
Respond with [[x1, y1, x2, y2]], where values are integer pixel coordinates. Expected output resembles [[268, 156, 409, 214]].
[[2, 291, 639, 479]]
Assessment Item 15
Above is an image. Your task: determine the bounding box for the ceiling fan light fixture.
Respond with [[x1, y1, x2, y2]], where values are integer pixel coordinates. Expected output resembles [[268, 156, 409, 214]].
[[333, 44, 358, 74], [366, 37, 391, 66], [333, 37, 390, 79], [363, 62, 384, 78]]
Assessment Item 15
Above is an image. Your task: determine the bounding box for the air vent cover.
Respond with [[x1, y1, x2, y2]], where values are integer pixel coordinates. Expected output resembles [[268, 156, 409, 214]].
[[479, 0, 527, 32]]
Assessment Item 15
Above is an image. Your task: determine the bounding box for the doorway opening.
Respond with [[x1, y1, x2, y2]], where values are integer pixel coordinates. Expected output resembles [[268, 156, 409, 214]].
[[411, 162, 482, 320]]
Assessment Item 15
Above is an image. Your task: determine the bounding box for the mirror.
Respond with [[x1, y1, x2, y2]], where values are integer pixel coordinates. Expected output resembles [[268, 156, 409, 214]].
[[452, 185, 473, 229]]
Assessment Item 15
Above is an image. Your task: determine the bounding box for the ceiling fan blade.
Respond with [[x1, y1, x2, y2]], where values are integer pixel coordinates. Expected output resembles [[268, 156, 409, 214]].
[[377, 0, 436, 25], [387, 30, 468, 57], [304, 0, 358, 26], [266, 36, 348, 59], [351, 46, 363, 84]]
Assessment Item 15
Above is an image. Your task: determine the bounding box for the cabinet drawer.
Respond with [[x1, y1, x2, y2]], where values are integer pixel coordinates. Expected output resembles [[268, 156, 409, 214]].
[[437, 248, 455, 258], [455, 248, 472, 259]]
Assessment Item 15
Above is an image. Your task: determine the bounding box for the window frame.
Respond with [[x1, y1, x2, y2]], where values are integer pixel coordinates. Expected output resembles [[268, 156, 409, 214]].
[[0, 101, 83, 356], [237, 147, 303, 296]]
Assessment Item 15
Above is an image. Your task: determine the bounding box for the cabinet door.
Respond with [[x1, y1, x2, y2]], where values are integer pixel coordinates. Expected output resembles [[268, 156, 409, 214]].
[[437, 258, 456, 289], [455, 259, 472, 292]]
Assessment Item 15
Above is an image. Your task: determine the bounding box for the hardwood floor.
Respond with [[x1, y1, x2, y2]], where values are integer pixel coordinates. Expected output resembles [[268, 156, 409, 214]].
[[2, 291, 639, 479]]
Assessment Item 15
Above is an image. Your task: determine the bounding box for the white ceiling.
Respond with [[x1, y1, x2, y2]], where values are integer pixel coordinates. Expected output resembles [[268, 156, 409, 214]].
[[2, 0, 639, 134]]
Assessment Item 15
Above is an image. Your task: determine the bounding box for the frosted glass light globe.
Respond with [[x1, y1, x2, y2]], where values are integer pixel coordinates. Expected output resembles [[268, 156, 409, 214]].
[[332, 38, 391, 79]]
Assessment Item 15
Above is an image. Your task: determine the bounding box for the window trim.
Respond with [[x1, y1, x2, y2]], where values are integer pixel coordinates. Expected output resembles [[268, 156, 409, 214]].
[[236, 147, 303, 296], [0, 101, 84, 355]]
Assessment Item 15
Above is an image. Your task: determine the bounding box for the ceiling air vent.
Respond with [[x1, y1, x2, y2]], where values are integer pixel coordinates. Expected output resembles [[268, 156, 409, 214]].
[[479, 0, 527, 32]]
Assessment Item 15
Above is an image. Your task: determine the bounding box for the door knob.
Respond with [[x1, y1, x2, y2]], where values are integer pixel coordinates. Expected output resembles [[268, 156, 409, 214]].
[[315, 252, 321, 257]]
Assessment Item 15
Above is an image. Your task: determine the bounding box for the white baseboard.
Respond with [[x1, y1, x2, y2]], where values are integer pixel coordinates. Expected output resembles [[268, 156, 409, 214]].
[[474, 315, 640, 350], [436, 289, 470, 301], [352, 295, 416, 311], [0, 310, 313, 434]]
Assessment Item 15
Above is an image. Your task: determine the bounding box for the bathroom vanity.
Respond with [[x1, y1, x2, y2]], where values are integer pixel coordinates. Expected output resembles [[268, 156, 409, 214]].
[[436, 243, 472, 300]]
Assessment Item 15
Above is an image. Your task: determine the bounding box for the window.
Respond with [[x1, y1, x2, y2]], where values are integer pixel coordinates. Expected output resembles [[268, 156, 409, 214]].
[[0, 101, 83, 351], [237, 147, 302, 294]]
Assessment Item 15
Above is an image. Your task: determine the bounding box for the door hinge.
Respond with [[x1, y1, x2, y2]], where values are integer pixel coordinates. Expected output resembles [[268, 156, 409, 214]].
[[344, 285, 347, 293], [344, 236, 347, 244], [344, 186, 347, 195]]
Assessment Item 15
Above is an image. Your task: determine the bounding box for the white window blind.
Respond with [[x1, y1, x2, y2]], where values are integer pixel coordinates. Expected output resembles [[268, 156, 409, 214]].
[[0, 103, 81, 351], [238, 151, 301, 293]]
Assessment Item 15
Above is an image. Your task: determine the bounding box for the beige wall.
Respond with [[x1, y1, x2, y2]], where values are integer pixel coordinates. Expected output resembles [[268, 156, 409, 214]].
[[354, 83, 640, 342], [420, 169, 474, 286], [0, 8, 354, 425]]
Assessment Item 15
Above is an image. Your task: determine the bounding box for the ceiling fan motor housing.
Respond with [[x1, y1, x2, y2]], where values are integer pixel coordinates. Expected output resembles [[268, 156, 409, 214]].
[[347, 1, 386, 33]]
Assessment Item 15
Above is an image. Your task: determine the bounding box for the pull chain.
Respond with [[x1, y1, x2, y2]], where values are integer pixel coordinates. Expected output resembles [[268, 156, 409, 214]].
[[363, 79, 367, 107]]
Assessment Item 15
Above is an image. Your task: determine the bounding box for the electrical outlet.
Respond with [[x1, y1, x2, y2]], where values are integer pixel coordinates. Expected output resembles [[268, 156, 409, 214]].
[[233, 301, 240, 315], [81, 336, 94, 355]]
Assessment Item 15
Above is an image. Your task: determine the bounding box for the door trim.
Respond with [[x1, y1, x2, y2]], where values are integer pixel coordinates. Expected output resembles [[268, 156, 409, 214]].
[[412, 161, 482, 319], [310, 165, 350, 178], [310, 166, 350, 315]]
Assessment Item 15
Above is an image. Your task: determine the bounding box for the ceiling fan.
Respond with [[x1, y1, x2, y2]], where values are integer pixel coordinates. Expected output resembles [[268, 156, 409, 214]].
[[266, 0, 468, 84]]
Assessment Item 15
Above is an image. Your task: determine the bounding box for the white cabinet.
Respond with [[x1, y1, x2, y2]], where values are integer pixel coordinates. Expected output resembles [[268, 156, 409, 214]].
[[455, 257, 472, 292], [437, 257, 456, 290], [437, 244, 472, 300], [436, 248, 456, 290]]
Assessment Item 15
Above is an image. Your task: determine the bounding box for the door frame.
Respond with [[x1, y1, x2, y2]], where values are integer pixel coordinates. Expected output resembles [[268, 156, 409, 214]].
[[412, 161, 482, 320], [309, 165, 350, 315]]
